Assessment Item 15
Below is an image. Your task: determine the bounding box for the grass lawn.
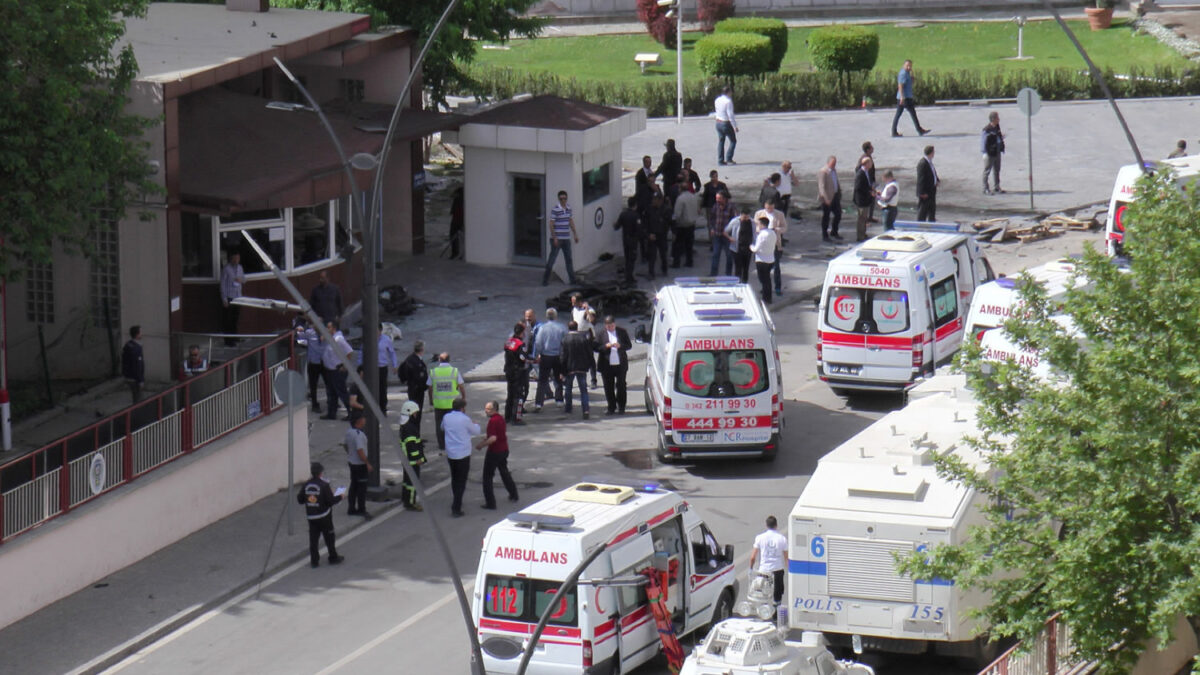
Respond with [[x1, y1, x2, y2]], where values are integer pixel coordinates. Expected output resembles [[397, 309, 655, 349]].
[[474, 19, 1190, 83]]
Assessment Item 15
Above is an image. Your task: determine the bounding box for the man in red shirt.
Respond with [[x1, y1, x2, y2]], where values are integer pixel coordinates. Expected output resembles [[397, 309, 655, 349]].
[[477, 400, 519, 510]]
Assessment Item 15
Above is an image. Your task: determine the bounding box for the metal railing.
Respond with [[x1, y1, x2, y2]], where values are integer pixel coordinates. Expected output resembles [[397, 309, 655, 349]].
[[979, 613, 1095, 675], [0, 332, 294, 543]]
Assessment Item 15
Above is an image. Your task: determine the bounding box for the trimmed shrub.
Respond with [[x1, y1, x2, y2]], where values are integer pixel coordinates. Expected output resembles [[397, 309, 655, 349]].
[[714, 17, 787, 71], [636, 0, 677, 49], [694, 33, 771, 78], [808, 25, 880, 75], [697, 0, 736, 33]]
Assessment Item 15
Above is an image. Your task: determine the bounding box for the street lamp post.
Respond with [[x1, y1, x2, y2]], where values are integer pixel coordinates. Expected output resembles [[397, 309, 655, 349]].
[[658, 0, 683, 124]]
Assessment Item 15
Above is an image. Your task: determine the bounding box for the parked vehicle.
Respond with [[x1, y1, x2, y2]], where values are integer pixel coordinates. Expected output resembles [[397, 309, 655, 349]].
[[681, 619, 875, 675], [963, 258, 1078, 344], [1106, 154, 1200, 257]]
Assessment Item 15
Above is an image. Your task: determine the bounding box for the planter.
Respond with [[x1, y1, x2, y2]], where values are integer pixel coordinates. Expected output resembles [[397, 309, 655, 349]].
[[1085, 6, 1115, 30]]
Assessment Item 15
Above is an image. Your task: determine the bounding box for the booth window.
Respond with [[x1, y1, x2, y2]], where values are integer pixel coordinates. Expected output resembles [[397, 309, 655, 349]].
[[582, 163, 611, 204], [25, 261, 55, 324], [90, 219, 121, 328]]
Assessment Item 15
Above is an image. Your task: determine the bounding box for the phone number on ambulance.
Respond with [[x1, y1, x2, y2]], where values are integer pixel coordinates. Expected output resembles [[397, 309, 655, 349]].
[[673, 416, 771, 430], [683, 399, 758, 410]]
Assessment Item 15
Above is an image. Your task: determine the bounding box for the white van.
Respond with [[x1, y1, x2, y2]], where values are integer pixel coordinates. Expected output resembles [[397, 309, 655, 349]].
[[645, 277, 784, 462], [1106, 155, 1200, 256], [473, 481, 739, 675], [788, 376, 999, 665], [816, 224, 993, 395], [963, 257, 1078, 344]]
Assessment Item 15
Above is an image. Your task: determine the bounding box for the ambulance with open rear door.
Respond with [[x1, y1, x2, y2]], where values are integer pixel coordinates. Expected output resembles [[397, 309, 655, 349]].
[[473, 481, 739, 674]]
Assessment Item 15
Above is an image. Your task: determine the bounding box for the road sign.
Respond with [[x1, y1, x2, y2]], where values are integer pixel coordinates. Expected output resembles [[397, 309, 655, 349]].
[[1017, 87, 1041, 117]]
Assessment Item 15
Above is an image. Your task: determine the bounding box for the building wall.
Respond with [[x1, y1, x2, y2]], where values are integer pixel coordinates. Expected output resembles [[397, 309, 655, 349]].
[[0, 411, 307, 631]]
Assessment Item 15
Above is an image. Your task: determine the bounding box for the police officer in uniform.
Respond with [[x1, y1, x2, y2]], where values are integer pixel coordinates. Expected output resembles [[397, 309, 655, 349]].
[[398, 340, 429, 414], [297, 462, 344, 568], [344, 414, 373, 519], [427, 352, 465, 450], [398, 401, 427, 511]]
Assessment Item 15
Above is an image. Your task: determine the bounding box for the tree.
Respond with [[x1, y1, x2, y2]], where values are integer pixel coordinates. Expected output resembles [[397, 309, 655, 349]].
[[272, 0, 545, 108], [636, 0, 676, 49], [901, 170, 1200, 671], [0, 0, 157, 280]]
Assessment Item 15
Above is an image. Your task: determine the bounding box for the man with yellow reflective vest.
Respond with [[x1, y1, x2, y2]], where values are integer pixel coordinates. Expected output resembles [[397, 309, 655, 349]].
[[398, 401, 427, 511], [426, 352, 465, 450]]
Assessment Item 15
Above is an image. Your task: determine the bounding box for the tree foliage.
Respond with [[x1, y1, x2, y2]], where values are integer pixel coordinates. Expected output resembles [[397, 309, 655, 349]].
[[714, 17, 787, 72], [900, 170, 1200, 671], [635, 0, 677, 49], [0, 0, 157, 279], [272, 0, 546, 108]]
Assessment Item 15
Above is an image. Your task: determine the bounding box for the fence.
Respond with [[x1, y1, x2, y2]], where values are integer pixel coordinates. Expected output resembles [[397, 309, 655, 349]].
[[979, 613, 1095, 675], [0, 332, 294, 543]]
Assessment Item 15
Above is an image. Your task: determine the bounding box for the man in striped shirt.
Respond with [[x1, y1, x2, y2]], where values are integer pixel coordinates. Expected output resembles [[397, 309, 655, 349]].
[[541, 190, 580, 286]]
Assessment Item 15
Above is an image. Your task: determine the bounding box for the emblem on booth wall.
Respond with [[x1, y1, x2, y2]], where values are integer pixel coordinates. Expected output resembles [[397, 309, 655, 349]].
[[594, 206, 604, 230], [88, 452, 107, 496]]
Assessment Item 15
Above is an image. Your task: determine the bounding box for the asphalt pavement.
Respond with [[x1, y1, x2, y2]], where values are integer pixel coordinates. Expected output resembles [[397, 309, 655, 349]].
[[0, 49, 1186, 675]]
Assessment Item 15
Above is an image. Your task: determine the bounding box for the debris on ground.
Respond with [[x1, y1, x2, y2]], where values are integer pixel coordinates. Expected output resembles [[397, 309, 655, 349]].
[[971, 206, 1101, 243], [379, 285, 418, 316], [545, 284, 654, 318]]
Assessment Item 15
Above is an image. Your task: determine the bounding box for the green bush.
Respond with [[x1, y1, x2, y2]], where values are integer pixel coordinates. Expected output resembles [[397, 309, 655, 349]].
[[694, 33, 772, 78], [808, 25, 880, 74], [464, 65, 1200, 118], [714, 17, 788, 71]]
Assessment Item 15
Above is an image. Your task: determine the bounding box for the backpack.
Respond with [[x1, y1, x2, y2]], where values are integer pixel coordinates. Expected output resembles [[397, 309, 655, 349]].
[[985, 127, 1004, 156]]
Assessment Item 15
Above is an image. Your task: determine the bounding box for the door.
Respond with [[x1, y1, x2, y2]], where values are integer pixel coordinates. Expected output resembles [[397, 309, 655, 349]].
[[512, 173, 545, 265], [684, 523, 734, 634], [928, 274, 964, 364]]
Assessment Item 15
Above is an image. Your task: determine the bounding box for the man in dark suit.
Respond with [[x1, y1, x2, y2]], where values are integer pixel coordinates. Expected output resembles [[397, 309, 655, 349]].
[[595, 315, 633, 415], [615, 197, 641, 285], [916, 145, 939, 222], [655, 139, 683, 194], [635, 155, 656, 216]]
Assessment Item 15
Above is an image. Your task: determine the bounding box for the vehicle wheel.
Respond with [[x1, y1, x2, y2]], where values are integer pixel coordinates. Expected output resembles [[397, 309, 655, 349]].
[[643, 379, 653, 414], [703, 590, 735, 634], [830, 387, 853, 398], [656, 430, 674, 464], [758, 447, 777, 462], [608, 651, 622, 675]]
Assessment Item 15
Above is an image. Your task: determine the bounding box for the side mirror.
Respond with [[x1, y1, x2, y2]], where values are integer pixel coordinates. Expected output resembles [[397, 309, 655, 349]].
[[724, 544, 735, 563]]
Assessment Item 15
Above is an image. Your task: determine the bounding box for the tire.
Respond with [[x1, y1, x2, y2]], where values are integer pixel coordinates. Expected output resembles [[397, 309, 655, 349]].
[[830, 387, 853, 398], [656, 429, 674, 464], [608, 651, 622, 675], [643, 378, 653, 414], [702, 590, 735, 635]]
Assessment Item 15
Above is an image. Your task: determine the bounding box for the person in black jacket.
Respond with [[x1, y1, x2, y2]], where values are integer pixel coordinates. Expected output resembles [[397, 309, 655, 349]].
[[635, 155, 657, 215], [916, 145, 939, 222], [503, 323, 529, 424], [853, 156, 877, 242], [681, 158, 702, 193], [655, 139, 683, 193], [595, 316, 633, 415], [643, 194, 670, 280], [309, 270, 343, 325], [297, 462, 344, 568], [615, 197, 641, 285], [397, 340, 429, 414], [560, 321, 595, 419], [121, 325, 144, 403]]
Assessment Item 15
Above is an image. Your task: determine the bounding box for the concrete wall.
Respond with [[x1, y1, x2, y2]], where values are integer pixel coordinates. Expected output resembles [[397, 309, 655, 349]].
[[0, 411, 308, 631]]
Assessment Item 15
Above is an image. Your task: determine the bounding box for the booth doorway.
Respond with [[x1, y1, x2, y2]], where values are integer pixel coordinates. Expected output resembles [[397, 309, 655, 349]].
[[511, 173, 544, 264]]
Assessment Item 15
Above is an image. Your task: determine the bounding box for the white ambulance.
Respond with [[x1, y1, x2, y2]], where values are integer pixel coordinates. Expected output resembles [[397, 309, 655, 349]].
[[473, 481, 739, 675], [816, 223, 993, 395], [787, 376, 1001, 665], [1106, 155, 1200, 256], [963, 257, 1079, 344], [644, 277, 784, 462]]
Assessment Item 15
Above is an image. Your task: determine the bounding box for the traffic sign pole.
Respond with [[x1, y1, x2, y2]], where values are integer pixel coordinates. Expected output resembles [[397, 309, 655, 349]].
[[1016, 87, 1041, 210]]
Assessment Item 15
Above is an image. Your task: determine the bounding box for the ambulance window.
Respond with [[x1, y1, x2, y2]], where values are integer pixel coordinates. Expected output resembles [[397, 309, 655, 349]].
[[483, 575, 527, 620], [616, 564, 650, 614], [483, 575, 578, 627], [532, 580, 578, 627], [825, 286, 862, 332], [870, 290, 909, 334], [1112, 200, 1130, 235], [674, 350, 768, 398], [931, 277, 959, 327]]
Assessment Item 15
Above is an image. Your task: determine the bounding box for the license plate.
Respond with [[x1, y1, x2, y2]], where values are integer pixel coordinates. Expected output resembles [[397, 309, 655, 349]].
[[678, 432, 715, 443], [827, 364, 861, 376]]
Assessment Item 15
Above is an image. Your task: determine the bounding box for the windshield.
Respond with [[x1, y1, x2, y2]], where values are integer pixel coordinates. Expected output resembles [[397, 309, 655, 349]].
[[675, 349, 769, 398], [483, 575, 578, 627], [825, 286, 909, 335]]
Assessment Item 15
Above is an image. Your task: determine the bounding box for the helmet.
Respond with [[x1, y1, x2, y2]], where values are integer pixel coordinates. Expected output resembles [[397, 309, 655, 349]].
[[399, 400, 420, 421]]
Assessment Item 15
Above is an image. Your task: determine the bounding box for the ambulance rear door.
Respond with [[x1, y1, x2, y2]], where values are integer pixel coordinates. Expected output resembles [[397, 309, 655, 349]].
[[821, 264, 915, 386], [923, 258, 966, 366], [670, 330, 775, 451]]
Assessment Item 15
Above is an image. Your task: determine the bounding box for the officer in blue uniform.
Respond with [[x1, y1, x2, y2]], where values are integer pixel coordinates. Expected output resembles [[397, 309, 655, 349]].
[[297, 462, 345, 568]]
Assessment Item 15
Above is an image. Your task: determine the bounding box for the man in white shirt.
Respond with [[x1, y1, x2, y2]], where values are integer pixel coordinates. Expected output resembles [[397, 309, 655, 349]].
[[750, 515, 789, 604], [714, 86, 738, 166], [440, 397, 480, 517], [749, 217, 777, 304], [753, 200, 787, 297], [321, 321, 353, 420]]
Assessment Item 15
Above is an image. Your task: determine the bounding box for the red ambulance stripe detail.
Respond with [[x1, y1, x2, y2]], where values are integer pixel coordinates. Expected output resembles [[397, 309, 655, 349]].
[[620, 614, 653, 636], [690, 573, 724, 592], [594, 631, 617, 646], [610, 526, 639, 545], [864, 335, 912, 349], [935, 317, 963, 340], [646, 508, 675, 527], [817, 331, 863, 346], [671, 415, 772, 430], [479, 617, 582, 638], [537, 638, 582, 647], [594, 618, 616, 637]]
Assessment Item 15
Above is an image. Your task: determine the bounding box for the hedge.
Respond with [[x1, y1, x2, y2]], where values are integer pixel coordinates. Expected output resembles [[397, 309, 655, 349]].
[[808, 25, 880, 75], [694, 33, 772, 78], [466, 65, 1200, 118], [714, 17, 788, 71]]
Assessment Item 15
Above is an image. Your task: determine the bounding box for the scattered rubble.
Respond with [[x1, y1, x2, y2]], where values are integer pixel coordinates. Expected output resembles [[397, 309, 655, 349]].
[[970, 206, 1105, 243]]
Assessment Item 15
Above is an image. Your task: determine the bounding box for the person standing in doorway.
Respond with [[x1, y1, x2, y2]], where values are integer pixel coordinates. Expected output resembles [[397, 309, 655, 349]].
[[750, 217, 777, 304], [297, 462, 344, 568], [309, 270, 343, 326], [981, 111, 1006, 195], [750, 515, 789, 604], [916, 145, 939, 222], [441, 397, 479, 517], [853, 156, 877, 242], [219, 252, 244, 346], [398, 340, 429, 415], [714, 86, 738, 166], [596, 316, 632, 415], [121, 325, 144, 403], [427, 352, 465, 450], [877, 170, 900, 231], [477, 401, 519, 510], [817, 156, 843, 242], [542, 191, 580, 286], [343, 413, 373, 520], [891, 59, 930, 138]]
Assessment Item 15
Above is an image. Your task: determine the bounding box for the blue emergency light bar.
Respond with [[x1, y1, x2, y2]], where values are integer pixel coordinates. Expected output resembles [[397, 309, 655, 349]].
[[580, 476, 664, 493], [674, 276, 741, 287], [893, 220, 968, 234], [507, 512, 576, 530], [995, 277, 1017, 288], [695, 308, 748, 321]]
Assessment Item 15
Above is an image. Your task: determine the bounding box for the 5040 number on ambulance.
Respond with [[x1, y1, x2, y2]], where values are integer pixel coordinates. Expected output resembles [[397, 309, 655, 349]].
[[817, 223, 993, 396], [473, 481, 739, 674], [644, 277, 784, 463]]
